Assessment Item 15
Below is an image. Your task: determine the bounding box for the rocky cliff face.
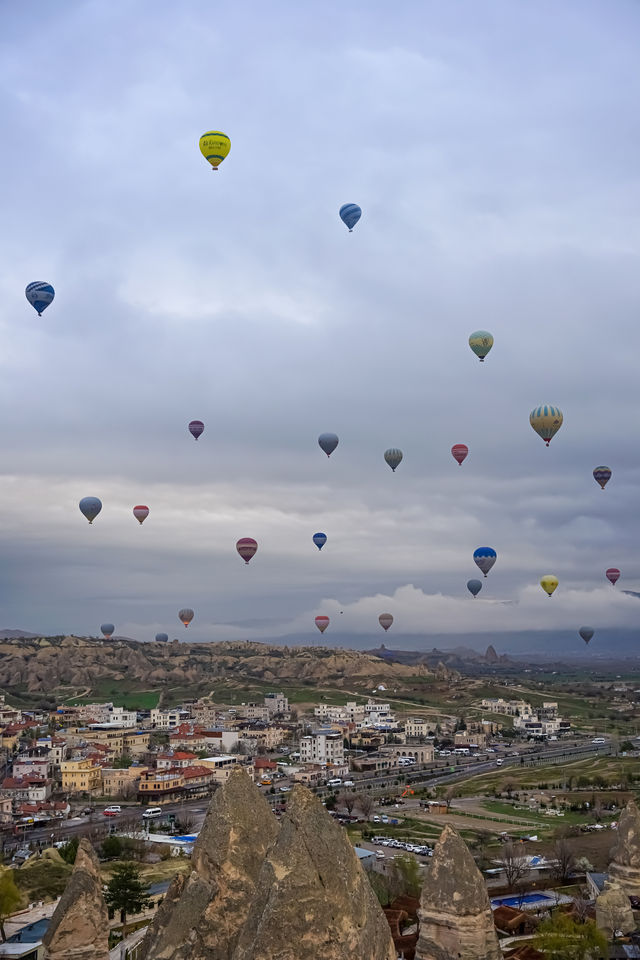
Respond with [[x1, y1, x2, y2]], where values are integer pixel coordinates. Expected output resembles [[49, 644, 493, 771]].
[[43, 838, 110, 960], [416, 825, 501, 960], [141, 775, 394, 960], [596, 879, 634, 937], [608, 798, 640, 896], [233, 784, 396, 960], [139, 768, 279, 960]]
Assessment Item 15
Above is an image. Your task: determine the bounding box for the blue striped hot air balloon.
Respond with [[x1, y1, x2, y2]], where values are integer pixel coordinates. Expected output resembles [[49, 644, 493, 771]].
[[473, 547, 497, 577], [313, 532, 327, 551], [593, 466, 611, 490], [25, 281, 55, 316], [339, 203, 362, 232], [530, 405, 563, 446]]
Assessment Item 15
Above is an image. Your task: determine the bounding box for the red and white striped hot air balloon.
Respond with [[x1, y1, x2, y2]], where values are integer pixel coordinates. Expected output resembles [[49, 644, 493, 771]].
[[606, 567, 620, 586], [236, 538, 258, 564], [315, 615, 330, 634], [133, 505, 149, 525], [451, 444, 468, 466]]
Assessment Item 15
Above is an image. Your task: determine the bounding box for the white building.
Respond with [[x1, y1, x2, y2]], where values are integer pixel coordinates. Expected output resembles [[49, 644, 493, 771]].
[[405, 718, 432, 739], [299, 732, 345, 765], [264, 693, 289, 716], [150, 708, 185, 730]]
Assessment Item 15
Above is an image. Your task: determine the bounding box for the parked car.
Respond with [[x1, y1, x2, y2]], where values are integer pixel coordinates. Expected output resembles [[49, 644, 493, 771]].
[[343, 780, 355, 787], [103, 805, 121, 817]]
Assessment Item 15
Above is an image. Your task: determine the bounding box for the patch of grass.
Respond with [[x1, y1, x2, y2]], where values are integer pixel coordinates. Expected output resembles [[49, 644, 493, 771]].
[[14, 858, 73, 903]]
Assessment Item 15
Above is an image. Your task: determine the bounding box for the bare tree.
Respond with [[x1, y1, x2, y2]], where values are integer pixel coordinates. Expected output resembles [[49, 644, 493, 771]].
[[357, 794, 375, 819], [444, 786, 459, 811], [500, 778, 518, 799], [337, 791, 357, 815], [497, 841, 529, 891], [551, 838, 577, 884]]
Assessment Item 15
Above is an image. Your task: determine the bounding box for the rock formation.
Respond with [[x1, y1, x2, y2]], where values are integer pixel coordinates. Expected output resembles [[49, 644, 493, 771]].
[[608, 798, 640, 896], [139, 767, 280, 959], [416, 824, 501, 960], [43, 838, 110, 960], [233, 784, 396, 960], [595, 879, 634, 937]]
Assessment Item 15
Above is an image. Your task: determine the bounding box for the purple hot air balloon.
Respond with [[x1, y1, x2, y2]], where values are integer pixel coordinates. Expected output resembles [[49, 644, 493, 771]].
[[189, 420, 204, 440], [236, 538, 258, 564]]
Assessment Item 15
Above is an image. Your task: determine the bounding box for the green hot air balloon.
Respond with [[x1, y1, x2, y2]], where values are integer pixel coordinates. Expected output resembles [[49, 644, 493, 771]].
[[469, 331, 494, 362]]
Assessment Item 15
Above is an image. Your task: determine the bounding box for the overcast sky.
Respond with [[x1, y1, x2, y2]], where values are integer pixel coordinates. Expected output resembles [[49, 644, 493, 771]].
[[0, 0, 639, 649]]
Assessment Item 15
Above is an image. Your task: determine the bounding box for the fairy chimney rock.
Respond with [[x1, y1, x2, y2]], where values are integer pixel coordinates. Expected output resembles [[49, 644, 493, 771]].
[[596, 879, 634, 937], [43, 838, 110, 960], [140, 766, 279, 960], [417, 824, 501, 960], [232, 783, 396, 960], [608, 799, 640, 896]]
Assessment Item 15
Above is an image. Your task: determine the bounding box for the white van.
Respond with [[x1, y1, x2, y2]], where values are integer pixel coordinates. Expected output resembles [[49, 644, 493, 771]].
[[326, 778, 342, 787], [142, 807, 163, 820]]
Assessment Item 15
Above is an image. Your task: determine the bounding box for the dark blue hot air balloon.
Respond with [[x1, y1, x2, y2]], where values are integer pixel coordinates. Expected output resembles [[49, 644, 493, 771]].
[[313, 532, 327, 551], [339, 203, 361, 232], [467, 579, 482, 598], [100, 623, 115, 639], [473, 547, 497, 577], [79, 496, 102, 524], [25, 281, 55, 316], [155, 632, 169, 643], [318, 433, 339, 457]]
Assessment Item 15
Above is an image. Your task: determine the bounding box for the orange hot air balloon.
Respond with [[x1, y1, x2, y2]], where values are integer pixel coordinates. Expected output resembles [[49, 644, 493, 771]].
[[133, 505, 149, 525], [315, 615, 330, 634]]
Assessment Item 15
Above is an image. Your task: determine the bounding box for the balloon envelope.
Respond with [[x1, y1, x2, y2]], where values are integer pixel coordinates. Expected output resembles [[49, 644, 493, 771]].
[[155, 632, 169, 643], [473, 547, 497, 577], [313, 532, 327, 551], [467, 579, 482, 598], [189, 420, 204, 440], [593, 466, 611, 490], [530, 405, 563, 446], [468, 331, 493, 361], [178, 608, 194, 627], [318, 433, 339, 457], [100, 623, 115, 638], [339, 203, 362, 232], [236, 537, 258, 564], [606, 567, 620, 586], [451, 444, 468, 466], [133, 505, 149, 524], [79, 496, 102, 524], [378, 613, 393, 632], [579, 626, 595, 644], [540, 575, 559, 597], [315, 615, 330, 634], [199, 131, 230, 170], [384, 448, 403, 472], [25, 281, 55, 315]]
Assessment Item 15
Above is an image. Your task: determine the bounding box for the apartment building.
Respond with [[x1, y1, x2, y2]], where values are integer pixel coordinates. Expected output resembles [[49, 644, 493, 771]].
[[61, 757, 102, 794], [299, 732, 345, 766], [264, 692, 289, 716]]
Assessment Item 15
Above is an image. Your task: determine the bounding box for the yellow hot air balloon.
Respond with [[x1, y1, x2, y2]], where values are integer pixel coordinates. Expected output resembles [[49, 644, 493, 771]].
[[199, 130, 231, 171], [530, 405, 563, 446], [540, 575, 558, 597]]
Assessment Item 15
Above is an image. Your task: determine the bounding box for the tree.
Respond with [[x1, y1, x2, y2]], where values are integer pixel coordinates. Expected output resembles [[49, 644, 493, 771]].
[[392, 854, 422, 898], [0, 870, 22, 941], [497, 841, 529, 891], [444, 785, 458, 811], [101, 835, 123, 859], [357, 794, 375, 819], [58, 836, 79, 864], [534, 911, 607, 960], [337, 791, 357, 815], [104, 862, 151, 941], [551, 838, 577, 884]]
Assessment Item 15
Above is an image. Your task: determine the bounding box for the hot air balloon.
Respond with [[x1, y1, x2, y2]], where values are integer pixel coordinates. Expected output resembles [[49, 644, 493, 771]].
[[451, 444, 468, 466], [199, 131, 230, 170], [606, 567, 620, 586], [315, 615, 330, 634], [100, 623, 115, 639], [178, 608, 194, 627], [236, 538, 258, 564], [540, 575, 558, 597], [473, 547, 497, 577], [467, 579, 482, 598], [155, 632, 169, 643], [133, 505, 149, 525], [79, 497, 102, 524], [468, 331, 494, 362], [188, 420, 204, 440], [339, 203, 362, 232], [25, 281, 55, 316], [313, 532, 327, 551], [318, 433, 339, 457], [384, 448, 403, 472], [378, 613, 393, 632], [529, 405, 563, 446], [593, 466, 611, 490], [579, 626, 594, 645]]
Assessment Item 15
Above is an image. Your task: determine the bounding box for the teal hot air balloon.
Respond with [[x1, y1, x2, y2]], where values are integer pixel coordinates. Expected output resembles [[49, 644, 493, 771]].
[[579, 626, 595, 645], [79, 497, 102, 524], [384, 448, 403, 472], [468, 331, 494, 362], [467, 579, 482, 598]]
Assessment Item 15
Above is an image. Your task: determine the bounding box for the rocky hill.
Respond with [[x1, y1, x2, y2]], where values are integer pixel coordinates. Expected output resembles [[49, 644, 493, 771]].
[[0, 635, 425, 698]]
